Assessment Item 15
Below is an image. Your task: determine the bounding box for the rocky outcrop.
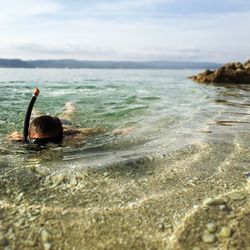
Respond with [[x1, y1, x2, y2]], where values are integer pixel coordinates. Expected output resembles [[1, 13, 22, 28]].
[[189, 60, 250, 84]]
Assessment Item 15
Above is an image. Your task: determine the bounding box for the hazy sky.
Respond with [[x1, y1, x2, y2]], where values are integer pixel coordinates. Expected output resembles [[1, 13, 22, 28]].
[[0, 0, 250, 62]]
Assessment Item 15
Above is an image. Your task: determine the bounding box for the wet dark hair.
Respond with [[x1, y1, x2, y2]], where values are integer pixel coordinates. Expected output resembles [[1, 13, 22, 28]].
[[28, 115, 63, 144]]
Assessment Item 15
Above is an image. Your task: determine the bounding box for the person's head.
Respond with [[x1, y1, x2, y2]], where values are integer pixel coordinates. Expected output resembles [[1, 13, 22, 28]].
[[28, 115, 63, 144]]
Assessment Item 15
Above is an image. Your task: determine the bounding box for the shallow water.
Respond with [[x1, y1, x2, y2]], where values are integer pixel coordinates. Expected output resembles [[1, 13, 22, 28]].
[[1, 68, 250, 250], [0, 68, 250, 175]]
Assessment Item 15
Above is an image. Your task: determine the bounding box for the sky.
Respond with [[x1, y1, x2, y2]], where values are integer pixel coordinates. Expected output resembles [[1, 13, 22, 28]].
[[0, 0, 250, 62]]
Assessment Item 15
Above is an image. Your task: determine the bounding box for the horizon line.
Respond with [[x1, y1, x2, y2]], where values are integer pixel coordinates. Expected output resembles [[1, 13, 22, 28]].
[[0, 57, 225, 64]]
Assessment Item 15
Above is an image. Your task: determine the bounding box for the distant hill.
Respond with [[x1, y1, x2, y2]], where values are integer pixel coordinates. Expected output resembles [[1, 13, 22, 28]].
[[0, 59, 34, 68], [0, 58, 221, 69]]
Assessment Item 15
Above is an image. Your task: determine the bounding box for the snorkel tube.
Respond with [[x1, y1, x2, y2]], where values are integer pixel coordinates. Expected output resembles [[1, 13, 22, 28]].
[[23, 88, 40, 142]]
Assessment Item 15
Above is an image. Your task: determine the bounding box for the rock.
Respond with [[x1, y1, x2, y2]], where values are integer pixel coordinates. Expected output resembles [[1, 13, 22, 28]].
[[219, 205, 226, 210], [36, 167, 50, 177], [218, 204, 232, 213], [43, 242, 52, 250], [206, 223, 217, 233], [41, 229, 50, 242], [219, 226, 232, 238], [204, 69, 213, 76], [146, 171, 155, 175], [227, 192, 246, 201], [62, 209, 69, 215], [192, 247, 201, 250], [69, 176, 78, 186], [243, 171, 250, 178], [102, 172, 109, 177], [29, 216, 38, 222], [25, 240, 36, 247], [189, 60, 250, 84], [158, 223, 165, 231], [145, 155, 154, 161], [234, 62, 243, 69], [202, 233, 216, 243], [16, 192, 24, 203], [52, 174, 66, 186], [41, 230, 51, 250], [204, 197, 226, 206], [244, 60, 250, 68]]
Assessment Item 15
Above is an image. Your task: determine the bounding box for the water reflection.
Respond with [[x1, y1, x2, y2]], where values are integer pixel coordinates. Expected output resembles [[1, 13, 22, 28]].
[[210, 84, 250, 128]]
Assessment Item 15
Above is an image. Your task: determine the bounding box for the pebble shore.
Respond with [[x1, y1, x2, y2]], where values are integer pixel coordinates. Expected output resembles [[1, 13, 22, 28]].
[[1, 142, 250, 250]]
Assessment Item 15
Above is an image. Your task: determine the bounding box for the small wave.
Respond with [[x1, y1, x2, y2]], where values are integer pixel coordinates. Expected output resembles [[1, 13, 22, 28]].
[[6, 81, 27, 84], [104, 106, 148, 118], [141, 96, 160, 101], [82, 85, 97, 89], [124, 96, 137, 104], [215, 99, 250, 108], [208, 120, 250, 126]]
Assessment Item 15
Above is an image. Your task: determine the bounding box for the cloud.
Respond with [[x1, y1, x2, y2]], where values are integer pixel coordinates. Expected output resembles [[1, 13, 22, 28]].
[[76, 0, 250, 17], [0, 40, 229, 62], [93, 0, 174, 11], [59, 0, 176, 19], [0, 41, 119, 60], [1, 9, 250, 62], [0, 1, 250, 62], [0, 0, 61, 16]]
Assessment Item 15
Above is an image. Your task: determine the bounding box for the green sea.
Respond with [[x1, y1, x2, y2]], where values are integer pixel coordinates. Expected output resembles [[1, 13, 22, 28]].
[[0, 68, 250, 174]]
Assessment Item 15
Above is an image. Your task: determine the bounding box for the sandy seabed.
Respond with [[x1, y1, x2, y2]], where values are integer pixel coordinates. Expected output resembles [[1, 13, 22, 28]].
[[0, 137, 250, 250]]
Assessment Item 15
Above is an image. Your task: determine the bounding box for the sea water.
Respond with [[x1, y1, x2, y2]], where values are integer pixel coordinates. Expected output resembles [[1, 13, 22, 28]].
[[0, 68, 250, 175]]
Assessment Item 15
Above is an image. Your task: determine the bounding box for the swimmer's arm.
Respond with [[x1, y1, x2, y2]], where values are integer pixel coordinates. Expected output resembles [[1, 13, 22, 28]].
[[63, 127, 104, 138], [74, 127, 104, 135], [63, 127, 134, 137], [7, 131, 23, 142]]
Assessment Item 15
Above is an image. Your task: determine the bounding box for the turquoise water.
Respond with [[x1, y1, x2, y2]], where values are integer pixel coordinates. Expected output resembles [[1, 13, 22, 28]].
[[0, 68, 250, 174]]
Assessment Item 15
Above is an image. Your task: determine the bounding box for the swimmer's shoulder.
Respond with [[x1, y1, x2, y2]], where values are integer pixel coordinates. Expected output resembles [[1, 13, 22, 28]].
[[63, 127, 104, 137]]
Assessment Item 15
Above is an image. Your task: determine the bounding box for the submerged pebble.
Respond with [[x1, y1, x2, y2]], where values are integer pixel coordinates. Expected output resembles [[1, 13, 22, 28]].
[[41, 229, 50, 242], [25, 240, 36, 247], [36, 167, 50, 177], [202, 233, 216, 243], [52, 174, 66, 186], [219, 205, 226, 210], [227, 192, 246, 201], [219, 226, 232, 238], [204, 198, 226, 206], [16, 192, 24, 203], [43, 242, 52, 250], [206, 223, 217, 233], [192, 247, 201, 250], [69, 176, 78, 186], [158, 223, 165, 231], [146, 171, 154, 175]]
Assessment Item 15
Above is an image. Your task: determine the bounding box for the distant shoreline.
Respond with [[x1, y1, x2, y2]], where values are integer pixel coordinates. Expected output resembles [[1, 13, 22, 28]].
[[0, 58, 221, 70]]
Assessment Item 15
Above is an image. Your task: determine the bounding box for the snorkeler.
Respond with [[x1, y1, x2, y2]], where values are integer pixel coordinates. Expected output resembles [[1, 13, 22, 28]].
[[8, 88, 102, 145]]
